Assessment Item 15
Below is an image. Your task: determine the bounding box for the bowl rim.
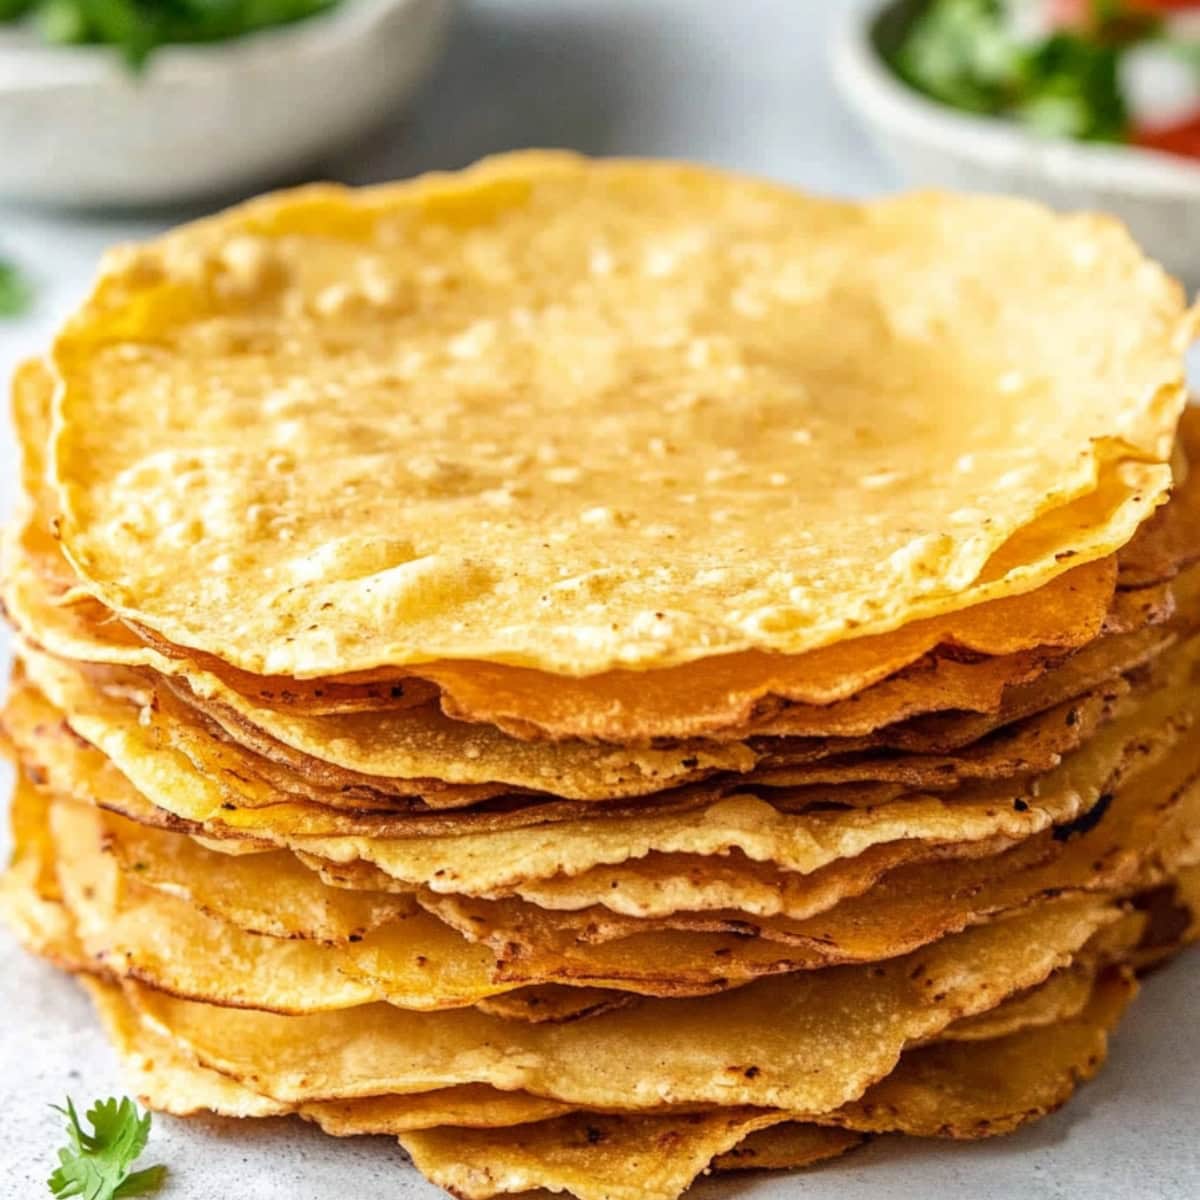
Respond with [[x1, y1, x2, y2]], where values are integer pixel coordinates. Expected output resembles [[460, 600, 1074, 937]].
[[832, 0, 1200, 197], [0, 0, 436, 89]]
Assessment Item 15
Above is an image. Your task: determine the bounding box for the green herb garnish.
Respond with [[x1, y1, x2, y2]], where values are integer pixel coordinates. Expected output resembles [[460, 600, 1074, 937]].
[[47, 1097, 167, 1200], [2, 0, 340, 68], [888, 0, 1143, 142], [0, 257, 32, 318]]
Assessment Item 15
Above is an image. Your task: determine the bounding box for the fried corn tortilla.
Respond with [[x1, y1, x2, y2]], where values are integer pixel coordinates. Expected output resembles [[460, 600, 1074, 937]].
[[55, 696, 1189, 1006], [77, 961, 1135, 1200], [938, 961, 1096, 1043], [503, 837, 1023, 921], [30, 748, 1132, 1070], [442, 728, 1200, 955], [399, 970, 1133, 1200], [88, 902, 1126, 1200], [48, 154, 1189, 682], [120, 552, 1200, 813], [402, 1109, 794, 1200], [413, 755, 1200, 992], [123, 895, 1121, 1109], [88, 956, 1118, 1131], [90, 972, 600, 1134], [1117, 404, 1200, 588], [47, 798, 530, 1013], [422, 568, 1177, 746], [0, 662, 1059, 848], [711, 1123, 864, 1173], [23, 797, 1032, 1005], [19, 644, 756, 805], [271, 648, 1200, 895], [347, 967, 1147, 1191], [96, 803, 417, 944], [4, 154, 1199, 1200], [736, 603, 1167, 743], [747, 686, 1123, 791], [88, 968, 1129, 1192], [3, 450, 1142, 753], [87, 984, 814, 1200], [14, 634, 1199, 909], [47, 793, 794, 1008], [69, 690, 1133, 939], [98, 791, 1019, 938], [0, 669, 732, 837], [134, 617, 1179, 805], [81, 975, 293, 1121], [14, 638, 1195, 1003], [416, 559, 1120, 741], [824, 967, 1136, 1140], [33, 843, 1160, 1200], [89, 739, 1184, 1000], [135, 599, 1182, 791]]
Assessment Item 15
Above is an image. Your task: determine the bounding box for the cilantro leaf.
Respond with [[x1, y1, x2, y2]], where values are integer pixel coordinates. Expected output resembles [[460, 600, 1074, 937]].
[[0, 256, 31, 318], [889, 0, 1131, 143], [1014, 34, 1127, 142], [47, 1097, 167, 1200], [3, 0, 341, 68], [890, 0, 1020, 115]]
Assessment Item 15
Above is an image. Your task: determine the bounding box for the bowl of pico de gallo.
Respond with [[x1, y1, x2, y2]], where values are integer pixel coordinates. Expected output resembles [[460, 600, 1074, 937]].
[[834, 0, 1200, 283]]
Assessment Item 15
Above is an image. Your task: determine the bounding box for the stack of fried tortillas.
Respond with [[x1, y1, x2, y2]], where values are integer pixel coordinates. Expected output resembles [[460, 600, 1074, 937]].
[[3, 152, 1199, 1200]]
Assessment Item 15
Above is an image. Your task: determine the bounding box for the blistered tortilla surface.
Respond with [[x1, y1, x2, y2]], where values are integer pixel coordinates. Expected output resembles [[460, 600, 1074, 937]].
[[49, 151, 1188, 677]]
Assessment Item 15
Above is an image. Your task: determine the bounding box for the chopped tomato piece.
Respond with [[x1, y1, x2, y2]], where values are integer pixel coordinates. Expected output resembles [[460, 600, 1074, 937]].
[[1133, 109, 1200, 156], [1045, 0, 1091, 26], [1050, 0, 1200, 25]]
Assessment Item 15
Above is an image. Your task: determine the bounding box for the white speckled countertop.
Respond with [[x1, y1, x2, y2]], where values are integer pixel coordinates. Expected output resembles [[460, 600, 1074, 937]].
[[0, 3, 1196, 1196]]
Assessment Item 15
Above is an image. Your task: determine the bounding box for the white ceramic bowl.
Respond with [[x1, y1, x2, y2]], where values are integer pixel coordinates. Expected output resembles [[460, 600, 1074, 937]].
[[833, 0, 1200, 286], [0, 0, 453, 207]]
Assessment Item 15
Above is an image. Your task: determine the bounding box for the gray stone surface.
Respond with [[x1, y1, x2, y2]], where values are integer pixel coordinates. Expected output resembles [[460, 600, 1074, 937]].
[[0, 3, 1195, 1196]]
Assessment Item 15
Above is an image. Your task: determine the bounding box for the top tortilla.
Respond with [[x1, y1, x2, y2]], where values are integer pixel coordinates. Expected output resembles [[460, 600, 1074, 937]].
[[46, 151, 1189, 678]]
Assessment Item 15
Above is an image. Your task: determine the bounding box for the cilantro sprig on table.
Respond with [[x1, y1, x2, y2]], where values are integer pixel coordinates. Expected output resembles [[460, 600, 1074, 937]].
[[887, 0, 1154, 143], [0, 0, 340, 68], [47, 1097, 167, 1200]]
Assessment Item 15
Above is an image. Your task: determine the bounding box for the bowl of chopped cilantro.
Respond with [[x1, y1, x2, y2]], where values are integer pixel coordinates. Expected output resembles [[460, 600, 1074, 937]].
[[833, 0, 1200, 282], [0, 0, 452, 205]]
